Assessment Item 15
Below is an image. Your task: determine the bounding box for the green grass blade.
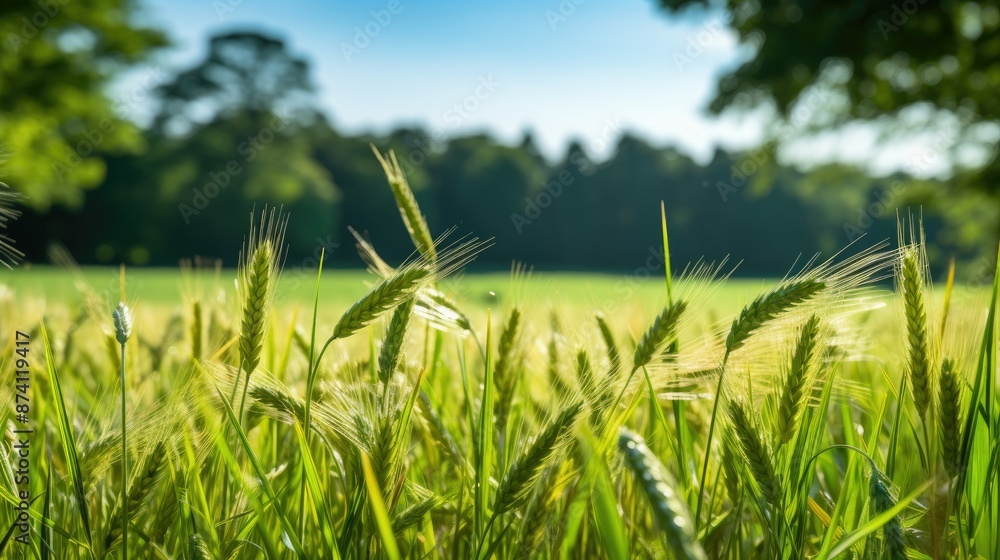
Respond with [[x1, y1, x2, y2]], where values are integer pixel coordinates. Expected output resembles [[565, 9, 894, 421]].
[[474, 312, 494, 542], [40, 466, 51, 560], [209, 378, 306, 558], [588, 437, 629, 560], [361, 453, 402, 560], [293, 424, 340, 559], [40, 322, 93, 548], [821, 481, 931, 559]]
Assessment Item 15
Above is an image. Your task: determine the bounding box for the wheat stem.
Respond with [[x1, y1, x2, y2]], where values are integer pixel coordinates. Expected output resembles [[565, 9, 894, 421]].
[[112, 302, 132, 560]]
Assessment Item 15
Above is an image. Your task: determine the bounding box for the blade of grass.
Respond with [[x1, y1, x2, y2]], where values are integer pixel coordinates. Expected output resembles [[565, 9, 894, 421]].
[[474, 311, 494, 543], [293, 424, 339, 559], [821, 481, 931, 559], [40, 322, 93, 548], [360, 453, 402, 560], [300, 247, 325, 544], [209, 378, 306, 559], [586, 431, 629, 560]]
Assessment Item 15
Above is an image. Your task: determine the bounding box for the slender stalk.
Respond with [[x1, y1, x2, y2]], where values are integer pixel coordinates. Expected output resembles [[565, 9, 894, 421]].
[[694, 359, 728, 530], [112, 302, 132, 560], [119, 344, 128, 560]]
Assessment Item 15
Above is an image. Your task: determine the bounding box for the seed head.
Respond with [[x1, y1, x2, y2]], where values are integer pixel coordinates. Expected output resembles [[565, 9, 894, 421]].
[[113, 302, 132, 345], [619, 428, 707, 560]]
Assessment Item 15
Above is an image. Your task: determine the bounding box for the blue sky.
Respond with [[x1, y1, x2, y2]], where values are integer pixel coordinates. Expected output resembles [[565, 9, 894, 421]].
[[126, 0, 953, 174]]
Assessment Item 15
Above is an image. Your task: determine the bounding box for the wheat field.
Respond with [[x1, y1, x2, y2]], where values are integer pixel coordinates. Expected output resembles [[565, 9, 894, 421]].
[[0, 151, 997, 559]]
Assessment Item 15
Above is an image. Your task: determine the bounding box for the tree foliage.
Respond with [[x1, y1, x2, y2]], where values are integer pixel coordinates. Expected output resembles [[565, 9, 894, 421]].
[[0, 0, 167, 209], [658, 0, 1000, 195]]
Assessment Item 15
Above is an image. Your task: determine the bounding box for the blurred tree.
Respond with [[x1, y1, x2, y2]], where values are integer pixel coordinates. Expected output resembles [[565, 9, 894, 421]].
[[141, 31, 337, 265], [432, 134, 548, 264], [657, 0, 1000, 197], [153, 31, 314, 134], [0, 0, 167, 209]]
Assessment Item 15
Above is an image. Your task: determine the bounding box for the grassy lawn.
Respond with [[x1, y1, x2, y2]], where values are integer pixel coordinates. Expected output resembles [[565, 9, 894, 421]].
[[3, 263, 766, 319]]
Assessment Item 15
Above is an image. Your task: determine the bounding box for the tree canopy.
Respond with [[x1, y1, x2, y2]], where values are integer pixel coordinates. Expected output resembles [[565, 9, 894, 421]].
[[658, 0, 1000, 195], [0, 0, 167, 209]]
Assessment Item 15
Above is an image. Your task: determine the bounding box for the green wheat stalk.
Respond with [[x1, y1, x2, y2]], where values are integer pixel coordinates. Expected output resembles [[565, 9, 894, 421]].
[[112, 302, 132, 560]]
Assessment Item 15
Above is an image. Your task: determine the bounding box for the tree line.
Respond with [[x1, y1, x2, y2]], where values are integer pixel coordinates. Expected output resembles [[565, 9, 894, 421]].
[[4, 28, 995, 275]]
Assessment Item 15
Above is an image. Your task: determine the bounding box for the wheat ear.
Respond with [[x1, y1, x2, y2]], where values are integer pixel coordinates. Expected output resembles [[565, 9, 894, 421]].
[[869, 468, 907, 560], [392, 496, 444, 534], [619, 428, 707, 560], [492, 401, 582, 516], [372, 146, 437, 262], [633, 300, 688, 370], [938, 357, 962, 476], [105, 441, 167, 552], [190, 300, 202, 361], [728, 401, 781, 507], [236, 239, 274, 420], [332, 265, 430, 340], [726, 279, 825, 357], [776, 314, 821, 445], [377, 296, 416, 385], [494, 307, 522, 426], [901, 248, 932, 419], [596, 313, 622, 376]]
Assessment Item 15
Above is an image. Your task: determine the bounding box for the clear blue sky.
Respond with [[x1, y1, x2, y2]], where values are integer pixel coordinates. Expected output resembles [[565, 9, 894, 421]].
[[127, 0, 949, 175]]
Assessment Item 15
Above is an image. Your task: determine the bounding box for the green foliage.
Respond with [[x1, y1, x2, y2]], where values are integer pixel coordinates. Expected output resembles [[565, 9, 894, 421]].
[[8, 229, 998, 558], [0, 0, 167, 208], [658, 0, 1000, 198]]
